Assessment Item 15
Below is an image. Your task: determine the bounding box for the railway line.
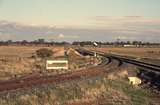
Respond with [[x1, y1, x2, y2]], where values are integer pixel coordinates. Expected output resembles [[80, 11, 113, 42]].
[[82, 48, 160, 90], [81, 48, 160, 72], [109, 55, 160, 73], [0, 49, 123, 92], [0, 48, 159, 92]]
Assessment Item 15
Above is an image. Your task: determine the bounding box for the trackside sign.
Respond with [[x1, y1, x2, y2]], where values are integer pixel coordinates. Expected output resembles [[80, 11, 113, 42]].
[[46, 60, 68, 70]]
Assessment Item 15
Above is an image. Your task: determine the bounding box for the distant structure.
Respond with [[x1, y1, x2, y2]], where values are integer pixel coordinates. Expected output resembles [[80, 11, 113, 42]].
[[123, 44, 140, 47], [46, 60, 68, 70]]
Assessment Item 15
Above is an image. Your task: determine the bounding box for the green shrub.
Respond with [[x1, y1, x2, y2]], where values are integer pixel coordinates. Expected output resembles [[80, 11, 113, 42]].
[[36, 48, 53, 59]]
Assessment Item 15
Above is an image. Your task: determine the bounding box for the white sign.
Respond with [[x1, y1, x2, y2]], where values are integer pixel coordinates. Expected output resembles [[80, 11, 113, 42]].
[[93, 42, 98, 47], [46, 60, 68, 70]]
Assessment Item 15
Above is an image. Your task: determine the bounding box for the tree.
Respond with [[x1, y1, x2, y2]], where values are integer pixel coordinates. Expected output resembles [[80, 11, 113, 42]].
[[38, 39, 45, 44], [7, 40, 12, 44], [36, 48, 53, 59], [126, 41, 131, 45]]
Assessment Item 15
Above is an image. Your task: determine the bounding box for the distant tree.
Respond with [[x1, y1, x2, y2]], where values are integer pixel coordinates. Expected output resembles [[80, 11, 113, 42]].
[[132, 41, 139, 45], [72, 41, 80, 45], [36, 48, 53, 59], [146, 42, 150, 45], [126, 41, 131, 45], [38, 39, 45, 44], [21, 40, 28, 45], [7, 40, 12, 44]]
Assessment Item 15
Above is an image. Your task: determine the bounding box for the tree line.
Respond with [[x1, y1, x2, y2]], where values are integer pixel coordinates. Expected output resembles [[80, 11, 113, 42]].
[[0, 39, 159, 46]]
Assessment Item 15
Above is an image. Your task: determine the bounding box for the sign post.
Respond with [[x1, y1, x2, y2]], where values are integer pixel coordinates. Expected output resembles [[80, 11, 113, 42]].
[[46, 60, 68, 70]]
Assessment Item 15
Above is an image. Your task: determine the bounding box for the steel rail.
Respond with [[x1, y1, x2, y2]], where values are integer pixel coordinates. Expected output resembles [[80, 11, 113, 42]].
[[80, 48, 160, 73]]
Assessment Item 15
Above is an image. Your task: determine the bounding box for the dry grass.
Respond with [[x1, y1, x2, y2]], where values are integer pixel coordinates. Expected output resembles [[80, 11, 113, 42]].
[[0, 46, 151, 105], [0, 46, 65, 80], [0, 46, 64, 57], [67, 48, 100, 70], [0, 76, 150, 105], [0, 46, 98, 80], [88, 47, 160, 59]]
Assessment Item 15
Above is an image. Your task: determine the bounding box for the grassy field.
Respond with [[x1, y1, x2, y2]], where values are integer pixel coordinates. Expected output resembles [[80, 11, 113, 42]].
[[0, 46, 96, 80], [0, 46, 65, 80], [88, 47, 160, 65], [0, 46, 64, 57], [0, 46, 157, 105], [88, 47, 160, 58], [0, 75, 151, 105]]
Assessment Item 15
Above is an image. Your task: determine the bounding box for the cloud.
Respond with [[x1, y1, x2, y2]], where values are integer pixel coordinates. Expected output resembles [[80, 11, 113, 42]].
[[114, 35, 136, 41], [89, 16, 160, 36], [0, 32, 13, 40], [90, 16, 160, 27], [0, 20, 159, 42], [49, 33, 79, 41], [57, 33, 65, 39]]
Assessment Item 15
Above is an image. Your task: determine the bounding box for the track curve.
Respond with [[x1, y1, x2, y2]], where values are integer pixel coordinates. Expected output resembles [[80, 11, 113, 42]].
[[0, 49, 123, 92]]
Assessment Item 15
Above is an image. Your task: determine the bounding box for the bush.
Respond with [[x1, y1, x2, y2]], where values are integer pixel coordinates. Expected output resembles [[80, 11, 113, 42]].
[[36, 48, 53, 59]]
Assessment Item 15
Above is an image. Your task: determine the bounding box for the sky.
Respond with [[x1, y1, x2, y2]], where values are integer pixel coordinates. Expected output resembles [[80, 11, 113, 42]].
[[0, 0, 160, 42]]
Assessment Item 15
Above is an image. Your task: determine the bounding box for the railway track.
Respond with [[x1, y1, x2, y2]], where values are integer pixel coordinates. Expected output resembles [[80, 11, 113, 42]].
[[109, 55, 160, 73], [82, 48, 160, 73], [0, 48, 159, 105], [1, 48, 158, 93], [84, 48, 160, 90], [0, 49, 122, 92]]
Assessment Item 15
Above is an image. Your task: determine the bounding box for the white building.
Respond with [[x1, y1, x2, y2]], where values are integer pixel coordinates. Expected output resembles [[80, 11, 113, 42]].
[[123, 44, 140, 47]]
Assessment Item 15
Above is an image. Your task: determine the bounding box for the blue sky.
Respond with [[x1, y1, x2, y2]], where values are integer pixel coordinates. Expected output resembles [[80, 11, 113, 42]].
[[0, 0, 160, 42], [0, 0, 160, 25]]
